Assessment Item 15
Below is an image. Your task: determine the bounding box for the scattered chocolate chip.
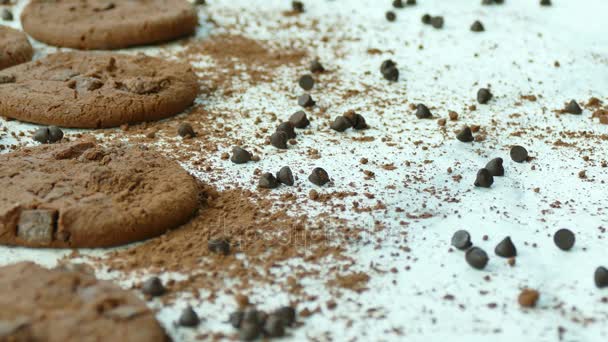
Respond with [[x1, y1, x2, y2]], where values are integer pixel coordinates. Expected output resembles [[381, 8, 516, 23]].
[[231, 147, 252, 164], [229, 311, 244, 328], [33, 126, 63, 144], [344, 112, 368, 129], [48, 126, 64, 143], [456, 126, 474, 142], [273, 306, 296, 326], [595, 267, 608, 288], [510, 145, 528, 163], [239, 321, 262, 341], [485, 158, 504, 176], [421, 14, 431, 24], [0, 74, 15, 84], [407, 0, 416, 4], [565, 100, 582, 114], [477, 88, 493, 104], [430, 16, 444, 29], [289, 111, 310, 128], [415, 104, 432, 119], [540, 0, 551, 6], [392, 0, 404, 8], [298, 74, 314, 91], [386, 11, 396, 22], [259, 172, 280, 189], [264, 315, 286, 337], [178, 306, 200, 327], [308, 167, 329, 186], [270, 131, 288, 149], [177, 122, 195, 138], [298, 94, 315, 107], [518, 289, 540, 308], [276, 122, 296, 139], [292, 0, 304, 12], [330, 116, 353, 132], [142, 277, 165, 297], [471, 20, 485, 32], [451, 230, 472, 250], [553, 229, 575, 251], [276, 166, 294, 186], [380, 60, 399, 82], [465, 247, 489, 270], [495, 237, 517, 258], [310, 59, 325, 73], [474, 168, 494, 188], [1, 9, 13, 21]]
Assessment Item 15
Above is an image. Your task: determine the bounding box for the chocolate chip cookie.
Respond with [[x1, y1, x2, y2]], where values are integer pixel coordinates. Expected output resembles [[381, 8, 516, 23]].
[[0, 25, 33, 70], [0, 140, 199, 248], [21, 0, 198, 50], [0, 51, 198, 128]]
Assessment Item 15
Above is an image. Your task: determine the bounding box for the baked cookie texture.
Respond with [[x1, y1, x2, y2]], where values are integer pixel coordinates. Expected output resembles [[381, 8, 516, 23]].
[[0, 262, 168, 342], [21, 0, 198, 50], [0, 51, 199, 128], [0, 140, 200, 248], [0, 25, 34, 70]]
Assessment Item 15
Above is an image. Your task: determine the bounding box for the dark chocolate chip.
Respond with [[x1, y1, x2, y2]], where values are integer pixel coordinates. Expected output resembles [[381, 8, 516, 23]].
[[1, 9, 13, 21], [344, 112, 368, 129], [485, 158, 504, 176], [243, 308, 266, 326], [231, 147, 252, 164], [595, 267, 608, 288], [465, 247, 489, 270], [276, 166, 294, 186], [239, 322, 262, 341], [540, 0, 551, 6], [474, 168, 494, 188], [330, 116, 353, 132], [565, 100, 582, 114], [177, 123, 196, 138], [310, 59, 325, 73], [477, 88, 493, 104], [431, 16, 444, 29], [392, 0, 404, 8], [421, 14, 431, 24], [259, 172, 280, 189], [471, 20, 485, 32], [208, 238, 230, 255], [298, 94, 315, 107], [264, 315, 286, 338], [382, 66, 399, 82], [178, 306, 200, 327], [33, 128, 50, 144], [289, 110, 310, 128], [142, 277, 165, 297], [407, 0, 417, 4], [553, 229, 575, 251], [494, 0, 504, 3], [380, 59, 396, 74], [451, 230, 472, 250], [193, 0, 206, 5], [386, 11, 396, 22], [48, 126, 64, 143], [298, 74, 314, 91], [292, 0, 304, 12], [456, 126, 474, 142], [510, 145, 528, 163], [415, 104, 432, 119], [270, 131, 288, 149], [229, 311, 244, 328], [277, 122, 296, 139], [273, 306, 296, 326], [308, 167, 329, 186], [495, 236, 517, 258]]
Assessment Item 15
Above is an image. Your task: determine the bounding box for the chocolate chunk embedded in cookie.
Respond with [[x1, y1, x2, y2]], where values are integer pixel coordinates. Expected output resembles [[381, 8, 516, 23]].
[[0, 140, 199, 248], [21, 0, 198, 50], [0, 52, 198, 128], [0, 25, 33, 70]]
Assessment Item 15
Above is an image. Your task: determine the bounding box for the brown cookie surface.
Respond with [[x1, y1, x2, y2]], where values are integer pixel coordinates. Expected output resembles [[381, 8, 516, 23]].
[[0, 51, 198, 128], [21, 0, 198, 50], [0, 25, 33, 70], [0, 140, 199, 248], [0, 262, 168, 342]]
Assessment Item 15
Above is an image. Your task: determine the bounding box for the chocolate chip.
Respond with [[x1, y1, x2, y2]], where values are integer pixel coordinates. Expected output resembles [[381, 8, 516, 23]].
[[415, 104, 432, 119], [298, 74, 314, 91], [495, 237, 517, 257], [421, 14, 431, 24], [273, 306, 296, 326], [242, 308, 267, 326], [208, 238, 230, 255], [1, 9, 13, 21], [178, 306, 200, 327], [289, 110, 310, 128], [229, 311, 244, 328], [292, 0, 304, 12], [0, 74, 15, 84], [264, 315, 285, 338], [485, 158, 504, 176], [407, 0, 417, 4], [451, 230, 472, 250], [177, 123, 195, 138], [142, 277, 165, 297], [330, 116, 353, 132], [386, 11, 396, 22], [33, 127, 62, 144], [477, 88, 493, 104], [193, 0, 206, 5], [474, 168, 494, 188], [239, 321, 261, 341], [565, 100, 582, 114], [309, 167, 329, 186], [595, 267, 608, 288], [259, 173, 280, 189], [540, 0, 551, 6], [277, 122, 296, 139], [431, 16, 444, 29], [310, 59, 325, 73], [392, 0, 404, 8], [510, 145, 528, 163], [465, 247, 489, 270], [270, 131, 288, 149], [298, 94, 315, 107], [48, 126, 64, 143], [231, 147, 252, 164], [471, 20, 484, 32], [344, 112, 368, 129], [518, 289, 540, 307], [456, 126, 474, 142], [553, 229, 575, 251], [380, 60, 395, 74], [382, 66, 399, 82], [276, 166, 294, 186]]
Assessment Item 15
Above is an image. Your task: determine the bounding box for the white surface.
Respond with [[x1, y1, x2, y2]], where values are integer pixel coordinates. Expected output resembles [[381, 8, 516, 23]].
[[1, 0, 608, 341]]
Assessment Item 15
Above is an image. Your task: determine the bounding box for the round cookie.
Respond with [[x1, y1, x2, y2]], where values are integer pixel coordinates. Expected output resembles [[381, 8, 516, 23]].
[[0, 25, 34, 70], [0, 51, 198, 128], [0, 262, 168, 342], [0, 140, 199, 248], [21, 0, 198, 50]]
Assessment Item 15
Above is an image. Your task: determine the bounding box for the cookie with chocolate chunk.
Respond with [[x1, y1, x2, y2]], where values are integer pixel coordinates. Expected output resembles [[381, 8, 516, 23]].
[[21, 0, 198, 50], [0, 140, 199, 248], [0, 262, 167, 342], [0, 25, 33, 70], [0, 51, 198, 128]]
